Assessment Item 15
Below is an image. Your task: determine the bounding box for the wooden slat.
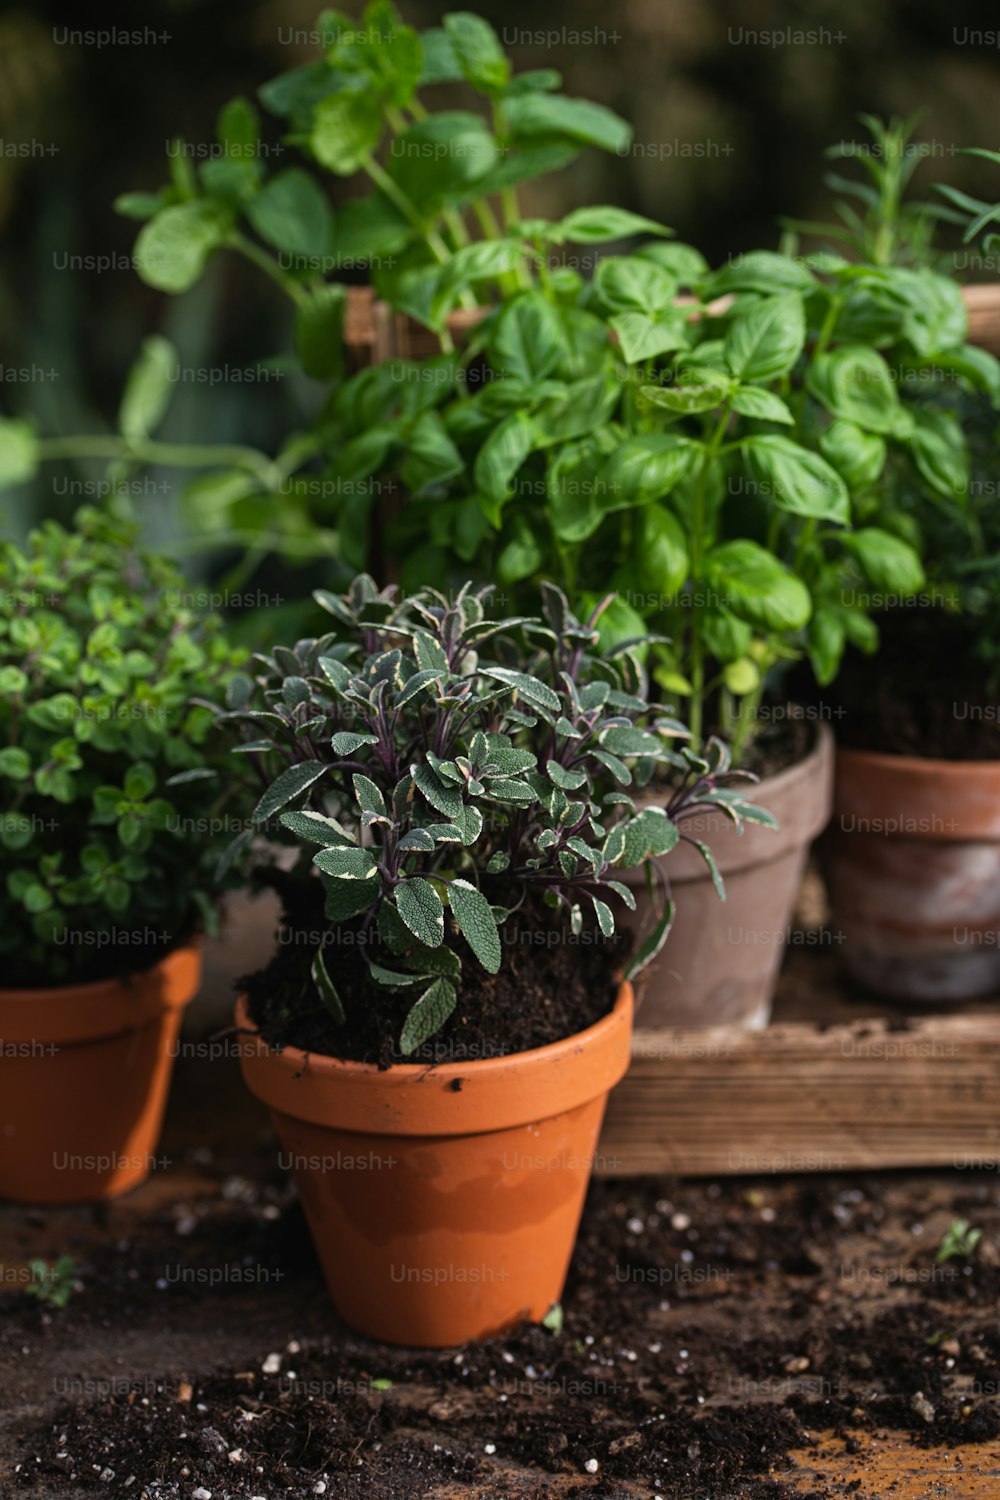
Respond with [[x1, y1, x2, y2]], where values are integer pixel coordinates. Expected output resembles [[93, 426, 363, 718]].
[[344, 283, 1000, 360], [963, 283, 1000, 355], [598, 1010, 1000, 1176]]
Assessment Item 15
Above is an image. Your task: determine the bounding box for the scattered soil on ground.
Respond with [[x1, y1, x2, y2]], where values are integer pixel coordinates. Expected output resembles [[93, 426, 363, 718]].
[[4, 1148, 999, 1500]]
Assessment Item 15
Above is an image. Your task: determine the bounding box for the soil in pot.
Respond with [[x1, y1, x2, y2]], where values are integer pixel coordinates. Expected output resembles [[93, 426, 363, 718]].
[[817, 608, 1000, 762], [621, 712, 834, 1031], [240, 868, 626, 1064]]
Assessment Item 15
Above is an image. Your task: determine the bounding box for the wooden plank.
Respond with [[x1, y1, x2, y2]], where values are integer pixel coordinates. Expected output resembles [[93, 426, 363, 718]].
[[964, 282, 1000, 355], [598, 944, 1000, 1177], [344, 284, 1000, 359], [599, 1014, 1000, 1177]]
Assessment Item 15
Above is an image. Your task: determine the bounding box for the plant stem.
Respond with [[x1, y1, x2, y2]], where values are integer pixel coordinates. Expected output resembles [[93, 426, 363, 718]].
[[688, 409, 732, 753], [361, 157, 451, 265], [37, 435, 282, 488], [228, 234, 308, 306]]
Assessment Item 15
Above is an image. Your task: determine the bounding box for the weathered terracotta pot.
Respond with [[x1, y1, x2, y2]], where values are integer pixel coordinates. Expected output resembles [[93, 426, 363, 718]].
[[236, 983, 634, 1347], [620, 722, 834, 1029], [823, 747, 1000, 1002], [0, 946, 200, 1203]]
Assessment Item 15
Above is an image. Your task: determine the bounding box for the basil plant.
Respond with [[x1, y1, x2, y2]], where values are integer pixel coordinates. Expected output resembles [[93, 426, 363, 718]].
[[217, 578, 771, 1055], [271, 239, 989, 759]]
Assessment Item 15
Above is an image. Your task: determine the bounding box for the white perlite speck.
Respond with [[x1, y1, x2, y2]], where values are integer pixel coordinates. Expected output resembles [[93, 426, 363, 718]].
[[584, 1458, 599, 1473], [262, 1352, 282, 1374]]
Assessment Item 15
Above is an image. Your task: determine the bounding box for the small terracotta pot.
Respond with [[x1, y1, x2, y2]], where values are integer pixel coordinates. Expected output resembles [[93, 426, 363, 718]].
[[0, 946, 200, 1203], [823, 748, 1000, 1002], [620, 722, 834, 1029], [236, 983, 634, 1347]]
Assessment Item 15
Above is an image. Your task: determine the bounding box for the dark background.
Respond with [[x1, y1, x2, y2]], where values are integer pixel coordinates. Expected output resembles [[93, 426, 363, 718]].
[[2, 0, 1000, 549]]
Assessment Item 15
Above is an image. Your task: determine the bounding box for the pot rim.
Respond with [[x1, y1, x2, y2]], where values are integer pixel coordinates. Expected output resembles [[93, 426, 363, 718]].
[[0, 943, 202, 1044], [235, 982, 634, 1136], [624, 718, 834, 885], [836, 744, 1000, 778]]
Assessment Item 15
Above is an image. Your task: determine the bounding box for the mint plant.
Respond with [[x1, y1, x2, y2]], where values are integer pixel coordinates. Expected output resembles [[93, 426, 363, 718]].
[[219, 577, 771, 1056], [0, 507, 247, 985], [118, 5, 632, 343]]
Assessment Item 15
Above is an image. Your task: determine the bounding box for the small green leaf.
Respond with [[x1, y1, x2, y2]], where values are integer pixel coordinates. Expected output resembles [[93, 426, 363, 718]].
[[312, 946, 345, 1024], [505, 92, 632, 154], [728, 386, 794, 425], [254, 761, 328, 823], [448, 878, 501, 973], [395, 877, 445, 947], [556, 206, 671, 243], [845, 529, 924, 593], [740, 436, 850, 524], [313, 846, 378, 879], [442, 11, 510, 92], [118, 336, 177, 439], [479, 667, 560, 711], [279, 809, 354, 846], [332, 730, 379, 754], [248, 167, 333, 259], [134, 200, 233, 293], [541, 1303, 564, 1333], [312, 90, 384, 174], [624, 897, 675, 978], [368, 960, 429, 988], [0, 418, 39, 488], [724, 293, 806, 382], [399, 976, 457, 1054]]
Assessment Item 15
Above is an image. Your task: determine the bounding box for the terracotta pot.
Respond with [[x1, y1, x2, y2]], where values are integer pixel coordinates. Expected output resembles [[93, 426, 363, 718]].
[[236, 983, 634, 1347], [823, 747, 1000, 1002], [0, 946, 201, 1203], [620, 722, 834, 1029]]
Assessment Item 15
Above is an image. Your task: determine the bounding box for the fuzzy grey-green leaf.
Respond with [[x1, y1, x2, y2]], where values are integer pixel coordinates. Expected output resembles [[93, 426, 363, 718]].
[[448, 878, 501, 973], [395, 877, 445, 947]]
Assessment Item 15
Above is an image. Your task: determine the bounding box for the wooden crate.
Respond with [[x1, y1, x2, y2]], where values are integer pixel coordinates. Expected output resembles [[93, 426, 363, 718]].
[[343, 283, 1000, 361], [597, 943, 1000, 1177]]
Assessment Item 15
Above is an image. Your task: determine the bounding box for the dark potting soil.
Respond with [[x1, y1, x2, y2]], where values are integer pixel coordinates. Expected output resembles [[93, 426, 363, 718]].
[[6, 1165, 1000, 1500], [5, 923, 195, 992], [239, 869, 625, 1067], [796, 609, 1000, 761], [738, 714, 812, 782]]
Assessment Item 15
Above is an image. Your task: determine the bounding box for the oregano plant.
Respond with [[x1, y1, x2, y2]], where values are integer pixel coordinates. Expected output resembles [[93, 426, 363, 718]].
[[218, 577, 772, 1055], [0, 507, 248, 985]]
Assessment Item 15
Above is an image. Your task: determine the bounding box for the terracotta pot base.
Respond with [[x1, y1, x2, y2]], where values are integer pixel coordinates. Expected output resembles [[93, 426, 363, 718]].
[[237, 985, 634, 1347], [0, 947, 201, 1203]]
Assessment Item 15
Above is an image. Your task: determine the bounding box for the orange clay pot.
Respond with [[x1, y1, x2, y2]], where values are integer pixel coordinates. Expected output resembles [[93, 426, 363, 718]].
[[823, 748, 1000, 1002], [236, 983, 634, 1347], [0, 946, 200, 1203]]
